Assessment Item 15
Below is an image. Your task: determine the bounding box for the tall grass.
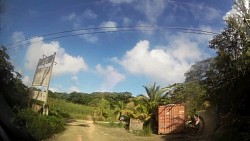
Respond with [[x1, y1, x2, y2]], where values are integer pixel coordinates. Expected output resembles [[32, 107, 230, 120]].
[[48, 98, 94, 119]]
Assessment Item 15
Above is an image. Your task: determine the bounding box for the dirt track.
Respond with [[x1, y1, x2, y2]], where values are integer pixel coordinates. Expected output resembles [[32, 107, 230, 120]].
[[46, 120, 198, 141]]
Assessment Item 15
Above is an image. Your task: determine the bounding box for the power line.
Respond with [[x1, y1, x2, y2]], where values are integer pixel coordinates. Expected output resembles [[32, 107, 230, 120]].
[[3, 0, 219, 49], [5, 25, 154, 47], [6, 25, 218, 51]]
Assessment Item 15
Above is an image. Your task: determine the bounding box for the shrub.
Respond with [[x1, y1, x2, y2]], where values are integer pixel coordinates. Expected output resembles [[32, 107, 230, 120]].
[[17, 109, 65, 140]]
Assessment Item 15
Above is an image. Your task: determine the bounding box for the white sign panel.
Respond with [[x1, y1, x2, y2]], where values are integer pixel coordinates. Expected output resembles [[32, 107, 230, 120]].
[[33, 67, 51, 86], [31, 90, 47, 102]]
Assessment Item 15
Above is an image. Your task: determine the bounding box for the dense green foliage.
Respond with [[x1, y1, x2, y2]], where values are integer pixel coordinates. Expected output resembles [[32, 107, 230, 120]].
[[48, 91, 133, 121], [184, 3, 250, 116], [17, 109, 65, 140], [0, 46, 29, 109], [1, 46, 66, 141], [167, 81, 207, 115], [49, 91, 133, 107], [182, 2, 250, 140]]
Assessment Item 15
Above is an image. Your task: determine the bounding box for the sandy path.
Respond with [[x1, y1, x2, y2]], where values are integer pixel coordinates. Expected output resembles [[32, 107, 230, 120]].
[[46, 120, 166, 141]]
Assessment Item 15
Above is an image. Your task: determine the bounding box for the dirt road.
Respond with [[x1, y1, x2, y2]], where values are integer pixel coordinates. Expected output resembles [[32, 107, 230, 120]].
[[46, 120, 163, 141], [46, 120, 196, 141]]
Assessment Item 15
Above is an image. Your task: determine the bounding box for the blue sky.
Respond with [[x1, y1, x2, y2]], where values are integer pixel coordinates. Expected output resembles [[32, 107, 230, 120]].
[[1, 0, 235, 95]]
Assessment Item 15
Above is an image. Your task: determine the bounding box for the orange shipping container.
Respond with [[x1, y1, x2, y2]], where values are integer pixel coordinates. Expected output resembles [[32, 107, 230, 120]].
[[158, 104, 185, 134]]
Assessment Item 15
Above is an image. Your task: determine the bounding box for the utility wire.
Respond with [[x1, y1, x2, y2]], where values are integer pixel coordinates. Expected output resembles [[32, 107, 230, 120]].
[[5, 25, 154, 47], [4, 0, 218, 49], [6, 25, 218, 51]]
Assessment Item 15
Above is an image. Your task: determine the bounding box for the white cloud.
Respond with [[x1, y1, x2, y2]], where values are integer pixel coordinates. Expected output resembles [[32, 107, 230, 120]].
[[190, 3, 221, 22], [25, 37, 88, 76], [69, 86, 80, 92], [118, 35, 211, 85], [64, 10, 97, 21], [11, 32, 26, 46], [62, 11, 99, 43], [62, 13, 77, 21], [68, 76, 80, 92], [136, 21, 155, 34], [72, 24, 99, 43], [83, 9, 97, 19], [71, 76, 79, 86], [123, 17, 132, 25], [78, 33, 98, 43], [49, 84, 63, 92], [71, 76, 78, 81], [100, 21, 118, 32], [12, 32, 25, 42], [95, 64, 125, 92], [135, 0, 166, 23], [49, 87, 58, 92], [22, 75, 31, 86]]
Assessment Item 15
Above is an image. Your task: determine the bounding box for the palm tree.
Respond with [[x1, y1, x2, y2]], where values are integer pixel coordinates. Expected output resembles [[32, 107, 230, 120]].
[[114, 101, 125, 120], [140, 82, 169, 132], [141, 82, 168, 113]]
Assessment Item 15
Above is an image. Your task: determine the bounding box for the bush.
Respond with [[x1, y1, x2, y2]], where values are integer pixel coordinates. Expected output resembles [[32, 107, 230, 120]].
[[17, 109, 65, 140]]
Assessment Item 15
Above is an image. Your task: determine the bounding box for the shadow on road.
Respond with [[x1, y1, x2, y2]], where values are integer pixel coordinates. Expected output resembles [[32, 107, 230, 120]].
[[160, 134, 189, 141], [160, 133, 208, 141], [65, 119, 76, 123], [67, 123, 90, 127]]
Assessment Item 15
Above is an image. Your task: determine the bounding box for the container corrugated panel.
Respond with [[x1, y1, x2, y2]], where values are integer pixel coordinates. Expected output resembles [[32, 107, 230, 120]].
[[158, 104, 185, 134]]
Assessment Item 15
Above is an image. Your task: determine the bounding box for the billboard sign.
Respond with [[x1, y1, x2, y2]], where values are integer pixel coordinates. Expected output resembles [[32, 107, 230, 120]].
[[31, 53, 56, 103], [33, 67, 51, 86]]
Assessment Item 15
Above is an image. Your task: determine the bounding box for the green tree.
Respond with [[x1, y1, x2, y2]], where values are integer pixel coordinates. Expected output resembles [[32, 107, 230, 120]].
[[167, 82, 207, 115], [183, 0, 250, 116], [0, 46, 15, 92], [206, 13, 250, 115], [0, 46, 29, 109], [97, 98, 110, 120], [114, 101, 126, 120]]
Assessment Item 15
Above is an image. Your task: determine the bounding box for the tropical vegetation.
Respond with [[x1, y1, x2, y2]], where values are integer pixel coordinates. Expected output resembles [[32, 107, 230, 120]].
[[1, 1, 250, 140]]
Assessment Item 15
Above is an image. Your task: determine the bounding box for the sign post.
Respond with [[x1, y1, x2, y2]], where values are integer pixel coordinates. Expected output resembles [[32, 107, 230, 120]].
[[30, 52, 56, 115]]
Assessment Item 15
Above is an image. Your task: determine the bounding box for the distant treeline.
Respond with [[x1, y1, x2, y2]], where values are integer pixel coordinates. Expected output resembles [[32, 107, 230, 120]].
[[48, 91, 133, 108]]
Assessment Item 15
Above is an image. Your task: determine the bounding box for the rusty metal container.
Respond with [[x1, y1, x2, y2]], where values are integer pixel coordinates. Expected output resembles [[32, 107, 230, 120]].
[[158, 104, 185, 134]]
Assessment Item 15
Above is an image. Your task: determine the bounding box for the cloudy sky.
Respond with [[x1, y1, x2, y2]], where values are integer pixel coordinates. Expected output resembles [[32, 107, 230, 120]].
[[0, 0, 235, 95]]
